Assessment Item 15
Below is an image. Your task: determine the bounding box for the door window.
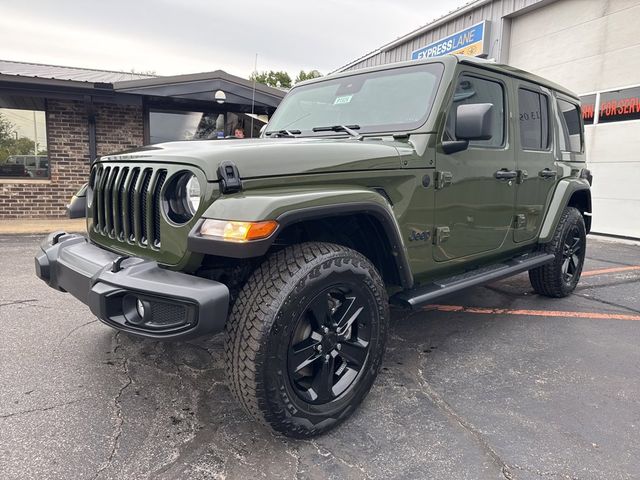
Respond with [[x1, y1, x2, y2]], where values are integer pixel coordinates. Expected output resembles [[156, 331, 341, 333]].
[[518, 88, 550, 150], [557, 99, 582, 153], [444, 74, 505, 148]]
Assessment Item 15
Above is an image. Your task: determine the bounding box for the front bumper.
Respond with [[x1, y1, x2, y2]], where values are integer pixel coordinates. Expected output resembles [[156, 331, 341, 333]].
[[35, 232, 230, 340]]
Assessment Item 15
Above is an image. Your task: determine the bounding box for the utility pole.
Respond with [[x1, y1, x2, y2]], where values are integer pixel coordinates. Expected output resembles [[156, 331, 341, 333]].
[[33, 111, 38, 155], [250, 53, 257, 138]]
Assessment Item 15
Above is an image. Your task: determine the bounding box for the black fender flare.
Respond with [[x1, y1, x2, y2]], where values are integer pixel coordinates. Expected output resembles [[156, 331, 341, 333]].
[[188, 201, 413, 289]]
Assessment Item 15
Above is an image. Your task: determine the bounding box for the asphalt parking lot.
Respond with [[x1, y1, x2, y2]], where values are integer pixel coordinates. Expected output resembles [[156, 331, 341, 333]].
[[1, 235, 639, 480]]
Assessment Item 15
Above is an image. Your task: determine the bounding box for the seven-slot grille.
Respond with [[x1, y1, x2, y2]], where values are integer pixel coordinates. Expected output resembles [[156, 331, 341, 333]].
[[90, 165, 168, 248]]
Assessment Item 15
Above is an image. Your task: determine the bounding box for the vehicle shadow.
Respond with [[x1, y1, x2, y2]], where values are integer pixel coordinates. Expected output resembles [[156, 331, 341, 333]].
[[97, 289, 519, 479]]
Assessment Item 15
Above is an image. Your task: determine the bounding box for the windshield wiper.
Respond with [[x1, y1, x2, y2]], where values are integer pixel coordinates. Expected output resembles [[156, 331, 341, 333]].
[[311, 124, 362, 139], [264, 129, 301, 138]]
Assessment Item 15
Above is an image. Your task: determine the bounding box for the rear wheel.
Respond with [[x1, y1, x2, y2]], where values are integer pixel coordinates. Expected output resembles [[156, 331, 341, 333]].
[[529, 206, 586, 297], [224, 242, 388, 438]]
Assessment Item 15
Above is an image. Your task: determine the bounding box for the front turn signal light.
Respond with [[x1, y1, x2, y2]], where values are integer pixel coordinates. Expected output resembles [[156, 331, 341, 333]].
[[200, 219, 278, 242]]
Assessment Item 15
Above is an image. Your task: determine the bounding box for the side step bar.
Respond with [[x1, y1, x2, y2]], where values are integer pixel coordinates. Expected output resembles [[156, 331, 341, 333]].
[[392, 252, 555, 309]]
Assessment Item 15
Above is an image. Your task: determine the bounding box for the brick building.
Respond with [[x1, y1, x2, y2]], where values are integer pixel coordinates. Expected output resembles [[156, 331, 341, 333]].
[[0, 60, 284, 219]]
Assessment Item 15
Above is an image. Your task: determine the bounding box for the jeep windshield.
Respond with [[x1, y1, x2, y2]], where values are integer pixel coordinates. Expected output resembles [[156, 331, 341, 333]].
[[266, 62, 444, 136]]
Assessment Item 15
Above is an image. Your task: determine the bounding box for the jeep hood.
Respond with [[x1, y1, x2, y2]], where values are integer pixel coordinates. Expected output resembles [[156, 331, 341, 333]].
[[100, 137, 404, 181]]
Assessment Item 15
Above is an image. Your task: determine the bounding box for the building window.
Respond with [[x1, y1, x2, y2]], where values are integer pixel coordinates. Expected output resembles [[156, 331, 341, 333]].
[[598, 86, 640, 124], [580, 94, 596, 125], [445, 74, 505, 148], [149, 110, 226, 144], [557, 99, 582, 153], [0, 99, 48, 179], [518, 88, 550, 150]]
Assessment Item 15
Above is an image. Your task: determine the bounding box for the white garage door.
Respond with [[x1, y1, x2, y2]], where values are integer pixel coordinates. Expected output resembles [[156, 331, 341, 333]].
[[507, 0, 640, 238]]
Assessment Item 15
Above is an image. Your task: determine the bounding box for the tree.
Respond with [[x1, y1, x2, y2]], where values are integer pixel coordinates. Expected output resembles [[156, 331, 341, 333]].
[[130, 68, 157, 76], [295, 70, 322, 83], [0, 112, 13, 140], [0, 112, 39, 163], [249, 70, 292, 89]]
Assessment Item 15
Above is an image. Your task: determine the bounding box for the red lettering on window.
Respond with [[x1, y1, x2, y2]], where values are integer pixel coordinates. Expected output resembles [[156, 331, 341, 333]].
[[582, 104, 594, 119]]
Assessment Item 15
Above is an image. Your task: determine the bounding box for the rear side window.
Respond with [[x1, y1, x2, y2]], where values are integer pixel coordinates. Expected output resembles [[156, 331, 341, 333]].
[[518, 88, 550, 150], [557, 99, 582, 153], [444, 74, 505, 148]]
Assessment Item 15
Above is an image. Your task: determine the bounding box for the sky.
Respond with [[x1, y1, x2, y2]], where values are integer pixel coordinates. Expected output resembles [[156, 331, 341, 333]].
[[0, 0, 468, 78]]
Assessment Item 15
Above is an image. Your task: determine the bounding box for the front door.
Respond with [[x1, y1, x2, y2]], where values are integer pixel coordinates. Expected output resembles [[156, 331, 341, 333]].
[[434, 71, 516, 262], [512, 82, 557, 242]]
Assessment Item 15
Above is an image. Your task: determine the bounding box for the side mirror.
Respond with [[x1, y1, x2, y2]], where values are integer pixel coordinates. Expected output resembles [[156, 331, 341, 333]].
[[442, 103, 494, 154], [259, 124, 267, 138]]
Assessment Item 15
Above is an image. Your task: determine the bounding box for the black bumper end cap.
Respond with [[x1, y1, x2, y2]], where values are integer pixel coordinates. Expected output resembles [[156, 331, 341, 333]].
[[34, 251, 50, 281]]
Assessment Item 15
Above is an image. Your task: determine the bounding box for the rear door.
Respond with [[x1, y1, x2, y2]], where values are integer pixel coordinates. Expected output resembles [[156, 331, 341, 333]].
[[512, 81, 556, 242], [434, 70, 516, 261]]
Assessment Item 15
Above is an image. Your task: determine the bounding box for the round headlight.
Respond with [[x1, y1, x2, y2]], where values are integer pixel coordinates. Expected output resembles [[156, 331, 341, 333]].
[[164, 171, 202, 224], [186, 174, 201, 214]]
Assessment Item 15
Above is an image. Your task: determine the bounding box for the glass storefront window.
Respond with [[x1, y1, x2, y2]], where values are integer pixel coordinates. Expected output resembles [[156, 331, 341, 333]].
[[598, 86, 640, 124], [149, 109, 268, 144], [149, 110, 226, 144], [580, 94, 596, 125], [0, 103, 48, 179]]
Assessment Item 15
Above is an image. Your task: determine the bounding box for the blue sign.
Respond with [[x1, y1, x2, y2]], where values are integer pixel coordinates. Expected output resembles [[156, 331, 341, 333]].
[[411, 21, 488, 60]]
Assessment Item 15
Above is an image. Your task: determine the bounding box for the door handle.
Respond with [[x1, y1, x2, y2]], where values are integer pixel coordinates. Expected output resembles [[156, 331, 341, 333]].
[[494, 169, 518, 180], [538, 168, 557, 179]]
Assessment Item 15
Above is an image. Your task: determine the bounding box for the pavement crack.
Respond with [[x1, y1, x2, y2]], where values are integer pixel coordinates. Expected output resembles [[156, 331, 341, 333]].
[[415, 368, 513, 479], [0, 298, 39, 308], [511, 463, 573, 479], [577, 277, 640, 292], [585, 255, 636, 267], [285, 446, 302, 480], [0, 398, 88, 419], [306, 439, 373, 478], [575, 292, 640, 315], [93, 332, 133, 480], [56, 319, 98, 349]]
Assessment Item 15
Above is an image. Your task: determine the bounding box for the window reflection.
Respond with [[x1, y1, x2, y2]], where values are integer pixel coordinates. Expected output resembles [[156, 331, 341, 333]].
[[0, 105, 48, 179], [149, 110, 226, 143], [148, 109, 268, 144]]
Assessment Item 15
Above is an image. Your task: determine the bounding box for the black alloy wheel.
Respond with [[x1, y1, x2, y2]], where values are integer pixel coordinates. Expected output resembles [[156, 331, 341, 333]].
[[288, 285, 372, 404], [529, 206, 586, 298], [561, 225, 583, 284]]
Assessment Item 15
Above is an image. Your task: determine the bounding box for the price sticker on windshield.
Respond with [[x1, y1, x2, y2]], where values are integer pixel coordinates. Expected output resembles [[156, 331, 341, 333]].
[[333, 95, 353, 105]]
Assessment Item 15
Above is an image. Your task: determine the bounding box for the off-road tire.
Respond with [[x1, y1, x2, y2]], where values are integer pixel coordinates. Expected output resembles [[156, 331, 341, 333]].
[[224, 242, 389, 438], [529, 206, 586, 298]]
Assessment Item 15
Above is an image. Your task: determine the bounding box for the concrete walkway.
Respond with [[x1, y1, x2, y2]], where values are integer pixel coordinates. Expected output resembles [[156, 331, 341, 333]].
[[0, 218, 86, 235]]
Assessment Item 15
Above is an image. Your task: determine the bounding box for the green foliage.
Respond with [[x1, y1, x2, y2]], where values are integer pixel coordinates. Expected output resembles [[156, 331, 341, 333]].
[[0, 112, 13, 140], [295, 70, 322, 84], [249, 69, 323, 89], [250, 70, 292, 89], [0, 112, 39, 163], [130, 68, 157, 76]]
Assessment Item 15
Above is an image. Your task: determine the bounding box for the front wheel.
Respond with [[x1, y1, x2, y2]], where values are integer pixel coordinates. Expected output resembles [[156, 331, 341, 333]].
[[224, 242, 389, 438], [529, 206, 586, 297]]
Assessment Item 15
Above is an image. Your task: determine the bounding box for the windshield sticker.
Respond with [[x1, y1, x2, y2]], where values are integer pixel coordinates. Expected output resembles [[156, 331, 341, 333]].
[[333, 95, 353, 105]]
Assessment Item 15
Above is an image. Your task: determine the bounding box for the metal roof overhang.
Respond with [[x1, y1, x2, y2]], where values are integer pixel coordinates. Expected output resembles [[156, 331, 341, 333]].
[[114, 70, 285, 114], [0, 73, 141, 105]]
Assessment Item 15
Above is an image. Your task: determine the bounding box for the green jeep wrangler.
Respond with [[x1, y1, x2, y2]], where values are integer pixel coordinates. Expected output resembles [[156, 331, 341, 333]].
[[35, 55, 592, 438]]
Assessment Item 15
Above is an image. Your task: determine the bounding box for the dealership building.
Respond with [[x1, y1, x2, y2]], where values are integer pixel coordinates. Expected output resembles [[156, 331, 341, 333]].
[[338, 0, 640, 238], [0, 60, 284, 219]]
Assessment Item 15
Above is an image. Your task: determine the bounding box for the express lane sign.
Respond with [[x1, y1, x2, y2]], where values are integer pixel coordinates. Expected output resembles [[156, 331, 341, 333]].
[[411, 21, 489, 60]]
